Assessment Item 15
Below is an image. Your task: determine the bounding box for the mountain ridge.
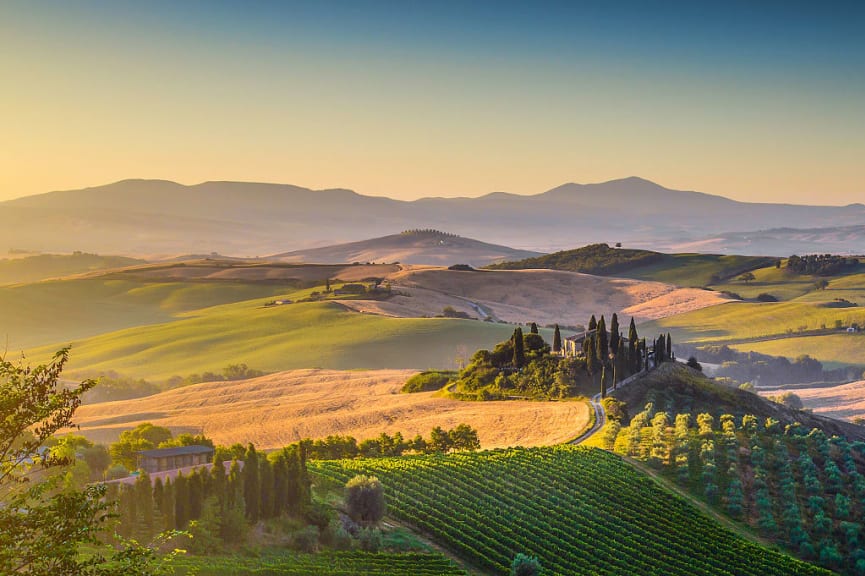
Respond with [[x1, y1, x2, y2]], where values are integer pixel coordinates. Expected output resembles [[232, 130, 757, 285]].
[[2, 177, 863, 256]]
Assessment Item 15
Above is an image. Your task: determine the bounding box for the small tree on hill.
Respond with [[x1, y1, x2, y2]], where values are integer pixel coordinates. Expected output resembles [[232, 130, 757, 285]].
[[588, 315, 597, 331], [739, 272, 756, 284], [529, 322, 539, 334], [345, 475, 386, 526], [511, 553, 543, 576], [552, 324, 562, 354], [596, 316, 609, 367], [609, 313, 620, 360], [666, 333, 672, 360]]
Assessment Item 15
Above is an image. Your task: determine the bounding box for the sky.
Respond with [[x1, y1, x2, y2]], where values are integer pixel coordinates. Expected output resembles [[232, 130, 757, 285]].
[[1, 0, 863, 204]]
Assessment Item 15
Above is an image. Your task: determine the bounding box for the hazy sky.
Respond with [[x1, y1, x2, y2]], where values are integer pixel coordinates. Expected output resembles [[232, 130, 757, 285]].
[[1, 1, 863, 204]]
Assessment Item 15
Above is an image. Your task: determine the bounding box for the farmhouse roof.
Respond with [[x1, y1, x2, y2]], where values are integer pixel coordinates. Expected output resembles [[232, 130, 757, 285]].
[[136, 445, 213, 458]]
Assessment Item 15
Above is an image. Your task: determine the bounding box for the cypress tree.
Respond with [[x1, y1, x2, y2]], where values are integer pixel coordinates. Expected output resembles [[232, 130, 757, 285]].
[[271, 452, 287, 516], [135, 471, 154, 540], [666, 333, 673, 360], [244, 444, 261, 523], [588, 315, 597, 331], [585, 336, 596, 381], [162, 478, 176, 531], [596, 315, 609, 366], [119, 485, 136, 539], [552, 324, 562, 354], [259, 457, 274, 520], [512, 327, 526, 369], [188, 469, 204, 522], [609, 313, 620, 360], [174, 473, 189, 529], [628, 317, 639, 372], [601, 366, 607, 398], [530, 322, 539, 334]]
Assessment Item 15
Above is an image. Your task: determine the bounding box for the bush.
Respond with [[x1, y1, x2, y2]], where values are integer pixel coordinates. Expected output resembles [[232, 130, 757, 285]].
[[686, 356, 703, 372], [401, 370, 455, 393], [511, 553, 543, 576], [756, 293, 778, 302], [441, 306, 471, 319], [358, 527, 383, 552], [767, 392, 804, 410], [345, 475, 386, 525], [290, 525, 320, 553]]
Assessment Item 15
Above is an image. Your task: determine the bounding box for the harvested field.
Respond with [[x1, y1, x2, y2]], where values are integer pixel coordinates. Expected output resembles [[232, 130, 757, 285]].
[[761, 380, 865, 422], [72, 369, 591, 449]]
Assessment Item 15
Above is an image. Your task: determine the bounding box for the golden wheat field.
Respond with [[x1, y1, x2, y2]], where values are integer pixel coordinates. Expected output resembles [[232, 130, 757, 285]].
[[72, 369, 591, 449]]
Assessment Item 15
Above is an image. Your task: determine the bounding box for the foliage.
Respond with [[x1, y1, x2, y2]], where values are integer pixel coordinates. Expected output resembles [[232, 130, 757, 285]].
[[170, 550, 467, 575], [487, 243, 663, 275], [766, 392, 804, 410], [0, 348, 165, 575], [512, 553, 543, 576], [110, 422, 173, 469], [401, 370, 456, 393], [440, 306, 471, 319], [787, 254, 859, 276], [346, 475, 386, 526], [610, 401, 865, 574], [311, 446, 828, 575]]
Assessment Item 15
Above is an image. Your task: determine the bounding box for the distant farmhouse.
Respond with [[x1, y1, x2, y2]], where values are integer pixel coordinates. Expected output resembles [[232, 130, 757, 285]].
[[137, 445, 214, 473]]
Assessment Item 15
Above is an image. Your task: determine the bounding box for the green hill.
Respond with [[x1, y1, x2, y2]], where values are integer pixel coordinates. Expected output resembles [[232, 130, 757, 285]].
[[311, 446, 828, 575], [594, 362, 865, 574], [27, 298, 518, 381], [487, 243, 773, 286]]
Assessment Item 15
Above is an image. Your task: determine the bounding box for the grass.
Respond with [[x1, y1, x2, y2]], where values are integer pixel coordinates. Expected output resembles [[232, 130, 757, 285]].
[[28, 297, 519, 380], [0, 277, 294, 351], [729, 334, 865, 369], [623, 253, 774, 287], [642, 301, 865, 345]]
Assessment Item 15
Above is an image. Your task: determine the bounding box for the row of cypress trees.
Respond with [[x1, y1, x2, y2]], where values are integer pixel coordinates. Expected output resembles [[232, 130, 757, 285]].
[[109, 443, 310, 543]]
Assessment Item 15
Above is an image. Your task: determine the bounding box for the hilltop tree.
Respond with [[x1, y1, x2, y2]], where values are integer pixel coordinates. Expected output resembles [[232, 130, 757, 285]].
[[738, 272, 756, 284], [552, 324, 562, 354], [666, 333, 673, 360], [628, 317, 639, 372], [588, 315, 597, 331], [530, 322, 539, 334], [512, 327, 526, 369]]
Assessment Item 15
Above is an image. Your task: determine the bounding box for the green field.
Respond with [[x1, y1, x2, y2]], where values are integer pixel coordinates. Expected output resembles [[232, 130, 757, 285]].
[[170, 551, 467, 576], [0, 277, 294, 351], [28, 297, 517, 380], [623, 253, 774, 287], [311, 446, 828, 576], [729, 334, 865, 370]]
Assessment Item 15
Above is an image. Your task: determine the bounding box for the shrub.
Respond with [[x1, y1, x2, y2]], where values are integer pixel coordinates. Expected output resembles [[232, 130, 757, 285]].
[[756, 293, 778, 302], [401, 370, 455, 393], [358, 527, 383, 552], [686, 356, 703, 371], [345, 475, 386, 525], [511, 553, 543, 576], [290, 525, 320, 553]]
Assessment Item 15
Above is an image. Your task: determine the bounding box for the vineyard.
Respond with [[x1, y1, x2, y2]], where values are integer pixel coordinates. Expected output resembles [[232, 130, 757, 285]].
[[310, 446, 829, 576], [607, 399, 865, 575], [170, 550, 467, 575]]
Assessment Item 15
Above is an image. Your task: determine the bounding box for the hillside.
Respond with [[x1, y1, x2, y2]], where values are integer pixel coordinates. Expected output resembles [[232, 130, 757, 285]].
[[0, 252, 145, 285], [760, 380, 865, 422], [311, 446, 829, 575], [272, 229, 543, 267], [4, 177, 865, 256], [348, 266, 730, 326], [488, 243, 774, 286], [69, 369, 591, 447], [594, 362, 865, 573]]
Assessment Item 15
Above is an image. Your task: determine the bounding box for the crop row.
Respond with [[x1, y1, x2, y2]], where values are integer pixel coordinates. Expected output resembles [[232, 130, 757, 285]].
[[311, 446, 831, 576], [169, 551, 467, 576]]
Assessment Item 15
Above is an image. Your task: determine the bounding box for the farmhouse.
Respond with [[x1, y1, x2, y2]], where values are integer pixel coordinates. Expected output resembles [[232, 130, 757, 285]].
[[136, 445, 214, 474], [562, 330, 595, 357]]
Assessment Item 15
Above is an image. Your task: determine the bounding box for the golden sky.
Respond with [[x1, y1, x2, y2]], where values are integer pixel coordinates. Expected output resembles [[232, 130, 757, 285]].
[[1, 2, 862, 205]]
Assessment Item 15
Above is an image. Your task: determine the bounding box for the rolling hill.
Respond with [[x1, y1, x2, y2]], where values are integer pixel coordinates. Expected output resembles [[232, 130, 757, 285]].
[[271, 229, 543, 267], [0, 252, 145, 285], [69, 368, 591, 447], [3, 177, 865, 256]]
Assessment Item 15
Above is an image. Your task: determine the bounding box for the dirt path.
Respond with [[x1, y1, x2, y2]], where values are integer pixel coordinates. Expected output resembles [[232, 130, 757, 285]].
[[571, 393, 604, 444], [382, 517, 493, 576]]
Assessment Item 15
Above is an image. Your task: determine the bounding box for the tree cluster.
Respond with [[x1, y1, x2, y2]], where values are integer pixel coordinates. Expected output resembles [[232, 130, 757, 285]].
[[112, 443, 310, 549], [302, 424, 481, 460], [486, 243, 663, 276], [787, 254, 859, 276]]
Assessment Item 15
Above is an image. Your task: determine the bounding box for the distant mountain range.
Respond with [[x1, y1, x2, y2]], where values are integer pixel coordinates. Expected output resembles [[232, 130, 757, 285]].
[[2, 177, 863, 256], [271, 229, 542, 267]]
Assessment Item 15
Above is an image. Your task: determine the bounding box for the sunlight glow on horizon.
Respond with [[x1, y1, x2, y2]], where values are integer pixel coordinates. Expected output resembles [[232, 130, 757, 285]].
[[1, 1, 862, 205]]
